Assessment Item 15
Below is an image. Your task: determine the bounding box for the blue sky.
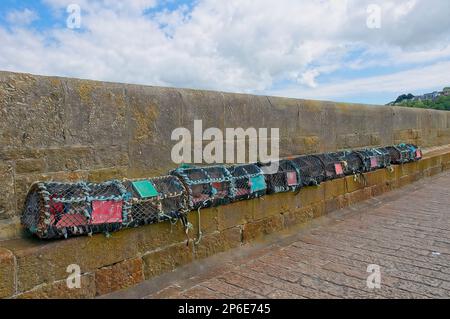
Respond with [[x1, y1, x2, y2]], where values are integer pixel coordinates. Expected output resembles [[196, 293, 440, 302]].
[[0, 0, 449, 105]]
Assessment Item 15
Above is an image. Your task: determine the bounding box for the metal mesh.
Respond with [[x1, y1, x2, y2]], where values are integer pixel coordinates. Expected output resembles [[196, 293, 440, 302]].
[[228, 164, 267, 201], [334, 151, 365, 175], [123, 176, 189, 227], [290, 155, 325, 186], [312, 153, 346, 180], [21, 181, 130, 239], [259, 159, 302, 194], [170, 165, 234, 209]]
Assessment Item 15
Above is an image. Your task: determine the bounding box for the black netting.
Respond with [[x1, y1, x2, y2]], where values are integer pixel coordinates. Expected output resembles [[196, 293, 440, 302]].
[[371, 148, 391, 168], [228, 164, 267, 201], [290, 155, 326, 186], [170, 165, 234, 209], [123, 176, 189, 227], [21, 181, 130, 239], [258, 159, 302, 194], [355, 149, 378, 172], [312, 153, 346, 181], [382, 146, 407, 164], [334, 151, 365, 175]]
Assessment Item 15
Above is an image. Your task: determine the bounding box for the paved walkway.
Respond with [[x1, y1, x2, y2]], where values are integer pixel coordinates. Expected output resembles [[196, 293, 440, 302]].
[[106, 171, 450, 299]]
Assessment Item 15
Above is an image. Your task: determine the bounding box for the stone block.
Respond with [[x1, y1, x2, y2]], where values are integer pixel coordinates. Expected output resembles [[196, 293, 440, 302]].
[[95, 258, 144, 296], [15, 159, 45, 174], [0, 248, 15, 298], [324, 179, 346, 200], [188, 207, 219, 235], [299, 184, 325, 206], [194, 227, 242, 260], [16, 274, 95, 299], [142, 242, 193, 279], [253, 192, 300, 221], [0, 162, 15, 220], [344, 188, 372, 206], [216, 200, 253, 231], [242, 215, 283, 243]]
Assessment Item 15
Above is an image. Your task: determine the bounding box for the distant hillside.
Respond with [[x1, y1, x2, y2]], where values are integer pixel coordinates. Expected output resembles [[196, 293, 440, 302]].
[[387, 87, 450, 111]]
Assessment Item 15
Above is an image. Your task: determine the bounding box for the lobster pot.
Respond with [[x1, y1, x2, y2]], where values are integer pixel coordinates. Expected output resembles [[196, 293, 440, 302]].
[[372, 148, 391, 168], [354, 150, 378, 172], [170, 166, 234, 209], [382, 146, 408, 164], [260, 160, 302, 194], [334, 151, 365, 175], [312, 153, 346, 181], [21, 181, 130, 239], [123, 176, 189, 227], [290, 155, 326, 186], [404, 144, 423, 161], [228, 164, 267, 201]]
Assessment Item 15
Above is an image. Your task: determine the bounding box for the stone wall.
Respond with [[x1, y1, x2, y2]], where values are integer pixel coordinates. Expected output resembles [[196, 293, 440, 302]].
[[1, 70, 450, 240], [0, 146, 449, 298]]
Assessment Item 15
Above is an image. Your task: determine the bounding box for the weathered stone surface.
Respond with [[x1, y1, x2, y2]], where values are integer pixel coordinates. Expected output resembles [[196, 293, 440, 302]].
[[253, 192, 301, 220], [16, 274, 96, 299], [188, 206, 219, 235], [61, 79, 128, 147], [95, 258, 144, 296], [4, 220, 187, 293], [0, 162, 15, 220], [324, 179, 346, 200], [365, 169, 388, 187], [194, 227, 242, 259], [283, 202, 325, 228], [344, 175, 365, 193], [242, 215, 283, 243], [0, 248, 15, 298], [142, 242, 193, 279], [15, 159, 45, 174], [0, 72, 65, 149], [299, 184, 325, 206], [344, 188, 372, 206], [216, 201, 253, 231]]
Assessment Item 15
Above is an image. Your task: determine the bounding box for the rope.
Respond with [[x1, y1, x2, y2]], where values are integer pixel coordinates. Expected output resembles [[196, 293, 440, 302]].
[[194, 207, 203, 246]]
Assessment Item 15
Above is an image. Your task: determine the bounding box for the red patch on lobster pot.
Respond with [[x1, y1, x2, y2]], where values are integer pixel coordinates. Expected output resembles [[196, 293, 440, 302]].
[[370, 157, 378, 169], [334, 163, 344, 175], [416, 149, 422, 159], [91, 201, 123, 225], [286, 171, 298, 186]]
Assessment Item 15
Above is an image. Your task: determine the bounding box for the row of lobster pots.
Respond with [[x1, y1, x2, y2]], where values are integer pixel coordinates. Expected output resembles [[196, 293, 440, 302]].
[[168, 143, 422, 210], [21, 144, 422, 239]]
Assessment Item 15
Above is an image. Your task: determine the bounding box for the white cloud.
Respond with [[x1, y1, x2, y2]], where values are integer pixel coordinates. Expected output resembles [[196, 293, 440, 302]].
[[270, 60, 450, 101], [6, 9, 39, 26], [0, 0, 449, 103]]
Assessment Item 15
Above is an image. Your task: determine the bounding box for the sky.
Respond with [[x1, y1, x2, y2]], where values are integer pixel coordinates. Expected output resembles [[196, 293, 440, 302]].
[[0, 0, 450, 105]]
